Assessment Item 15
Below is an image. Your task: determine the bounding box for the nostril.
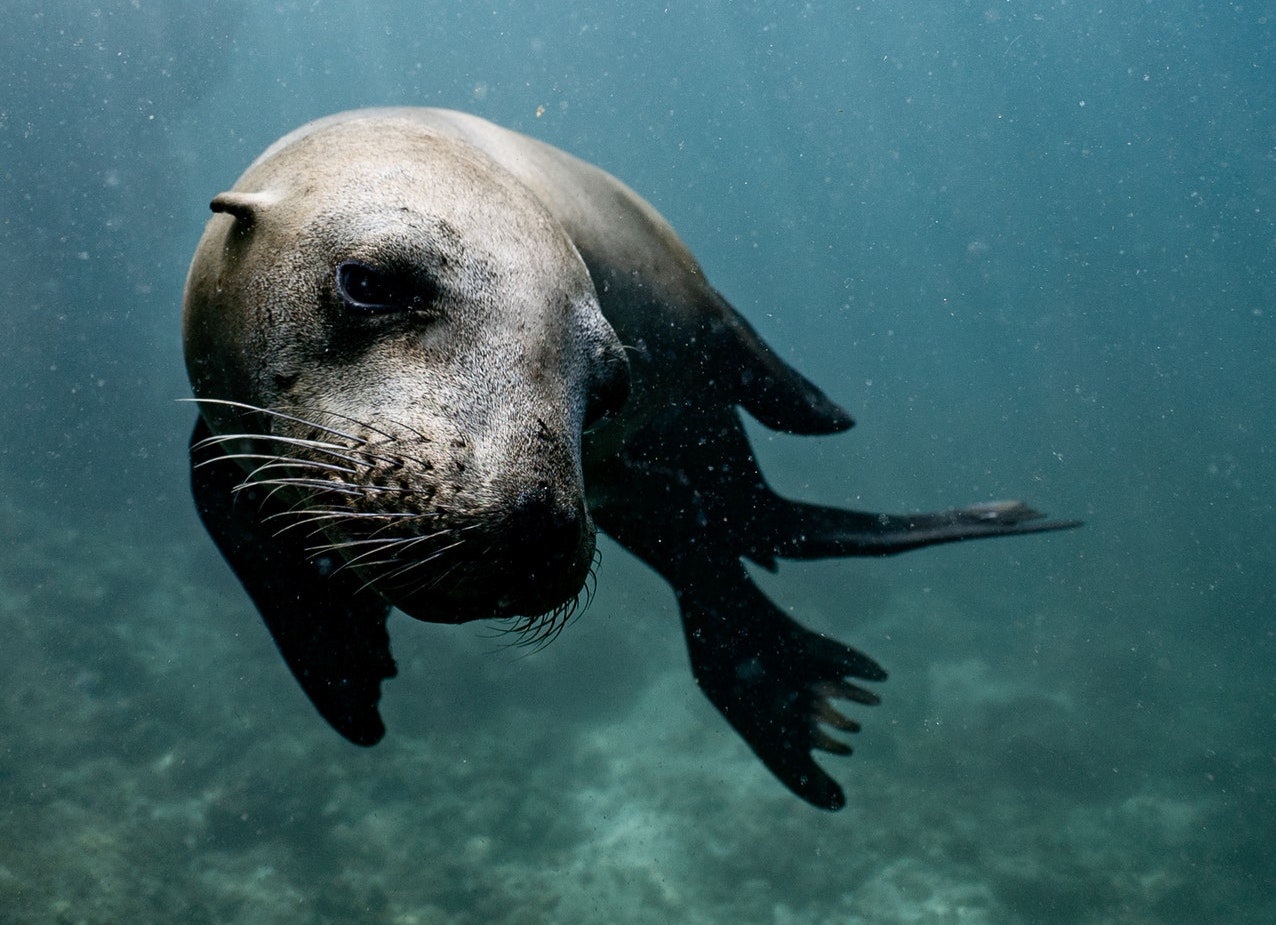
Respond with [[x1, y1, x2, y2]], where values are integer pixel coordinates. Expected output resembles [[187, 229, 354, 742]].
[[514, 482, 553, 517]]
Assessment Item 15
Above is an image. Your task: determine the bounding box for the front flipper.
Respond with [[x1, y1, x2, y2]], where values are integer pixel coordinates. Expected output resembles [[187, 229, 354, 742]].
[[705, 287, 856, 436], [677, 559, 886, 811], [189, 417, 396, 745]]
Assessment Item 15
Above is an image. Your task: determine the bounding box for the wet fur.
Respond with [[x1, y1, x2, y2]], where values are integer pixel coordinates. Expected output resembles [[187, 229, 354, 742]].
[[184, 109, 1080, 810]]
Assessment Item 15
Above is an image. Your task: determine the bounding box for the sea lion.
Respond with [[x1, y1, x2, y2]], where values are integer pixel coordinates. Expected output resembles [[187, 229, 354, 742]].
[[183, 108, 1079, 810]]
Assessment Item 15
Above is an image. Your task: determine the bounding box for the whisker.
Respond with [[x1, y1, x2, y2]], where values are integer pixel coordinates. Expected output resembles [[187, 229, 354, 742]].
[[266, 508, 420, 526], [350, 538, 466, 597], [485, 545, 600, 652], [399, 523, 487, 588], [244, 458, 360, 478], [238, 477, 368, 496], [492, 599, 578, 653], [195, 432, 384, 470], [265, 509, 430, 544], [187, 399, 435, 469], [193, 431, 361, 455], [192, 453, 361, 483], [183, 397, 371, 445], [309, 527, 461, 578], [309, 533, 438, 566], [371, 536, 467, 586]]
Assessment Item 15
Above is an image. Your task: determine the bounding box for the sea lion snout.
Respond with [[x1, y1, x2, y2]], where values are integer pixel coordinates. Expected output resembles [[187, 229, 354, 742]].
[[254, 415, 598, 625], [350, 471, 595, 624], [486, 481, 595, 616]]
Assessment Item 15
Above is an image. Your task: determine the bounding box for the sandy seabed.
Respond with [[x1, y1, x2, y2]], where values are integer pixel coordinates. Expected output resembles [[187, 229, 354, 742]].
[[1, 494, 1270, 925]]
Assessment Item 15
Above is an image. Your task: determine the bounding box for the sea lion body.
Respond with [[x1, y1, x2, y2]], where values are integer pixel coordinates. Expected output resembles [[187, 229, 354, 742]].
[[184, 108, 1078, 809]]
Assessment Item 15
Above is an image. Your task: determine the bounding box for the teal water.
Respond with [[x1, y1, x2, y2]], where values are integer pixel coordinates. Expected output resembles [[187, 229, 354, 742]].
[[1, 2, 1272, 922]]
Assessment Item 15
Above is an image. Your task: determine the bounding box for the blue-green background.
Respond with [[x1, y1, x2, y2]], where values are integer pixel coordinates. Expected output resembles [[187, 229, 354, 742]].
[[2, 2, 1271, 922]]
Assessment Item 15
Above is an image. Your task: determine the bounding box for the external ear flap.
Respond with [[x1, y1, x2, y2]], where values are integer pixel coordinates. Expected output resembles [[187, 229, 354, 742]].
[[210, 191, 275, 223]]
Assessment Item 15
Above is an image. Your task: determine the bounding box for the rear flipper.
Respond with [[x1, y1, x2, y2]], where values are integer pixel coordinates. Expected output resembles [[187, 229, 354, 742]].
[[755, 497, 1083, 563], [677, 559, 886, 811]]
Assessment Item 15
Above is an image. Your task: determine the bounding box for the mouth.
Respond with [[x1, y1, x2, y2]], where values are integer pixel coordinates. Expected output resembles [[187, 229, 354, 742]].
[[189, 398, 596, 630], [358, 522, 597, 627]]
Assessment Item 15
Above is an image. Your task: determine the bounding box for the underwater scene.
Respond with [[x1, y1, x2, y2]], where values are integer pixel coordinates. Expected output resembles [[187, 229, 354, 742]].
[[1, 2, 1272, 923]]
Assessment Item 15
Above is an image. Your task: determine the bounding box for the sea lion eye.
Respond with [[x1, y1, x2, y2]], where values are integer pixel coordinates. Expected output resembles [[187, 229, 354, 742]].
[[336, 260, 427, 314]]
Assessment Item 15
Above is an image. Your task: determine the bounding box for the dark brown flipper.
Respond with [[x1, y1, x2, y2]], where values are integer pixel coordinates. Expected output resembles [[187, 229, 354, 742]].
[[756, 497, 1083, 561], [189, 417, 395, 745], [676, 559, 886, 810], [592, 406, 1079, 810], [703, 287, 856, 437], [597, 488, 886, 810]]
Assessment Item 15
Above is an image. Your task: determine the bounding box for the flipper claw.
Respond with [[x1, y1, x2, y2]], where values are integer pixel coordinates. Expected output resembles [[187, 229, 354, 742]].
[[677, 562, 885, 811]]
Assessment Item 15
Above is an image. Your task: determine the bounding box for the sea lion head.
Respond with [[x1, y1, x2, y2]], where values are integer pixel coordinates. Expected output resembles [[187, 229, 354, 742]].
[[182, 116, 629, 625]]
